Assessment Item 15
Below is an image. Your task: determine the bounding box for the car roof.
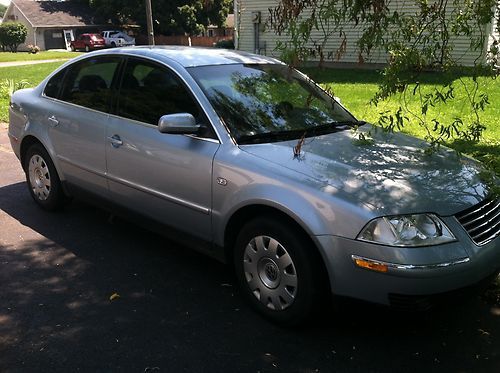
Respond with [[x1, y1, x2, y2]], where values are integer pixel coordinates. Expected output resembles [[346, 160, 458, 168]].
[[92, 46, 283, 68]]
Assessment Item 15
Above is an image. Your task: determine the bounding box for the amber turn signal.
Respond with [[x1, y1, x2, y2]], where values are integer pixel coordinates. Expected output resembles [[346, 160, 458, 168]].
[[354, 258, 388, 273]]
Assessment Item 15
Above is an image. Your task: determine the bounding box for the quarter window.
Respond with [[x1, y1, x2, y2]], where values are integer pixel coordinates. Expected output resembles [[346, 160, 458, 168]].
[[59, 57, 120, 113], [44, 70, 65, 99]]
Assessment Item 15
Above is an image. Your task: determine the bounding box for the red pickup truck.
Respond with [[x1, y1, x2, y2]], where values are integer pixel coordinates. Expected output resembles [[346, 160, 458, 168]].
[[70, 33, 106, 52]]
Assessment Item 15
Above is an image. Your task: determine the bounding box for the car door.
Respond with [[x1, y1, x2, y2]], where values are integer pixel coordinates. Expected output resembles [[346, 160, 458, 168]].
[[73, 35, 84, 49], [106, 57, 220, 241], [43, 56, 121, 197]]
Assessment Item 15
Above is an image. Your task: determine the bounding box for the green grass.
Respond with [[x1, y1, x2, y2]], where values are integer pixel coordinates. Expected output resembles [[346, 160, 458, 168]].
[[0, 51, 82, 63], [303, 67, 500, 174], [0, 62, 498, 174], [0, 62, 65, 123]]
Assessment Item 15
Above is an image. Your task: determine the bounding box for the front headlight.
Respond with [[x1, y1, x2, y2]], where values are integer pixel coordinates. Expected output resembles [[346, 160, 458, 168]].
[[357, 214, 456, 247]]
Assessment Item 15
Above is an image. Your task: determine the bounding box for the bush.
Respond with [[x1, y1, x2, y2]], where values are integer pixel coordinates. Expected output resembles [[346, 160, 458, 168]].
[[27, 44, 40, 54], [0, 22, 28, 52], [213, 39, 234, 49], [0, 79, 30, 98]]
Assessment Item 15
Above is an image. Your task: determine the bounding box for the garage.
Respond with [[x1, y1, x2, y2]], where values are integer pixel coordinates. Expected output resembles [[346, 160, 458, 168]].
[[43, 29, 66, 50]]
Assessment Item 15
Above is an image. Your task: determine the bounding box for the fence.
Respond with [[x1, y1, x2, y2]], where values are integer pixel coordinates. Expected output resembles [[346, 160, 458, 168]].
[[136, 35, 233, 47]]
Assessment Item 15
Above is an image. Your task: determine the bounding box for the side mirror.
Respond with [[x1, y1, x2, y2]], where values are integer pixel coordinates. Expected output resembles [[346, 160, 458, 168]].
[[158, 113, 199, 134]]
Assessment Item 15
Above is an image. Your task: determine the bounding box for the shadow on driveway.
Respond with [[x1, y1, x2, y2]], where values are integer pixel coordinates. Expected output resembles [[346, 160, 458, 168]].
[[1, 181, 500, 372]]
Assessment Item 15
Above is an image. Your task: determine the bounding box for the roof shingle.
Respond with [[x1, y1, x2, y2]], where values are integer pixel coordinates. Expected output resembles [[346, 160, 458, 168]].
[[13, 0, 101, 27]]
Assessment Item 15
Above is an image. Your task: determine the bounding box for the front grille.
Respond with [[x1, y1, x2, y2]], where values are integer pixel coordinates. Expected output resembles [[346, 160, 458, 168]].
[[455, 198, 500, 246]]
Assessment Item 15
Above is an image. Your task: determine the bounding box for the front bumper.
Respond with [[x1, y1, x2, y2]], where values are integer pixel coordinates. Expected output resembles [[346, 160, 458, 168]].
[[316, 232, 500, 306]]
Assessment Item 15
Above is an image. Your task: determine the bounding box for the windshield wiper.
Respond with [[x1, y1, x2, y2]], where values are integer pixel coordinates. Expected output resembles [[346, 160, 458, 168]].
[[237, 129, 305, 145], [237, 120, 364, 145]]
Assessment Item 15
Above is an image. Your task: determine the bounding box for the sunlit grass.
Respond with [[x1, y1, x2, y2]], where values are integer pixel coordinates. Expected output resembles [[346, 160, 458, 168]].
[[0, 62, 64, 123], [0, 51, 82, 63], [303, 67, 500, 174], [0, 62, 498, 174]]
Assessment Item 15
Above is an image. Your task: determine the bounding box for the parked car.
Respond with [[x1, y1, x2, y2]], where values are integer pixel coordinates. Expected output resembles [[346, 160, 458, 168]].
[[70, 33, 106, 52], [101, 30, 135, 48], [8, 47, 500, 325]]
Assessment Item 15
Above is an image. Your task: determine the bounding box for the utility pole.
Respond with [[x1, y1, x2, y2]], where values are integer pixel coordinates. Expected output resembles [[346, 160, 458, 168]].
[[145, 0, 155, 46]]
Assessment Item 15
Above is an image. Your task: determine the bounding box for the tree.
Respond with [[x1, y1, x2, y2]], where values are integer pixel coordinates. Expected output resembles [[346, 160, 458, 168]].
[[87, 0, 232, 35], [0, 22, 28, 52], [0, 4, 7, 18], [269, 0, 500, 150]]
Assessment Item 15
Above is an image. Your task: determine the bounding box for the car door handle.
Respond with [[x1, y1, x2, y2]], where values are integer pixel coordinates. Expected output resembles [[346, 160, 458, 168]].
[[107, 134, 123, 148], [48, 115, 59, 127]]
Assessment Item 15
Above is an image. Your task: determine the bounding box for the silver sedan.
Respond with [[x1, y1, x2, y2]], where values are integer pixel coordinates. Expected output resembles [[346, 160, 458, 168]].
[[8, 47, 500, 325]]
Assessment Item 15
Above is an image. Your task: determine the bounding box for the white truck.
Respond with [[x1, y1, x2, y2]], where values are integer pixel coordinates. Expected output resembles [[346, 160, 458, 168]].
[[101, 30, 135, 48]]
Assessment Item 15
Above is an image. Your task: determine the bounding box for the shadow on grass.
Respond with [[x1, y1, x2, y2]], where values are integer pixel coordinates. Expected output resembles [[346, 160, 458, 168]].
[[301, 66, 496, 86]]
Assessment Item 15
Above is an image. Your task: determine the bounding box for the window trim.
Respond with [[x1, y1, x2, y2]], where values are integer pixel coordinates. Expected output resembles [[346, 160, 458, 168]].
[[42, 68, 68, 100], [41, 55, 122, 115], [113, 55, 221, 143], [40, 52, 223, 144]]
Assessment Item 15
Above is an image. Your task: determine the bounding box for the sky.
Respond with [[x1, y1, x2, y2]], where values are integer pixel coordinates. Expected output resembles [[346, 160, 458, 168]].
[[0, 0, 9, 7]]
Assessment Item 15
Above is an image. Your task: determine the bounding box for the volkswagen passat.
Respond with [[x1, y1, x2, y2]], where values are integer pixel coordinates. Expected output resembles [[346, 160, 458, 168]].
[[8, 47, 500, 324]]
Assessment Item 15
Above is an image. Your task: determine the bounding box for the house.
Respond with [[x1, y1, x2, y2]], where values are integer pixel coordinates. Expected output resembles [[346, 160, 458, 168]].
[[234, 0, 500, 67], [204, 13, 234, 38], [2, 0, 105, 51]]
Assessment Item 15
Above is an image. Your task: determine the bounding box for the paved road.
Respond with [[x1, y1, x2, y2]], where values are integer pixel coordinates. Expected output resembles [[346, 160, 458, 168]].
[[1, 126, 500, 372]]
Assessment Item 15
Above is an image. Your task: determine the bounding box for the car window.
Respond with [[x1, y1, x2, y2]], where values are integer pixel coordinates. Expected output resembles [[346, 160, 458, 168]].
[[116, 58, 213, 138], [59, 56, 120, 113], [44, 69, 66, 99], [189, 64, 356, 144]]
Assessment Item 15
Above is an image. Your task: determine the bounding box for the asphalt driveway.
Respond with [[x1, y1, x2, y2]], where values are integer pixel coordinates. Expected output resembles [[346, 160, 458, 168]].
[[0, 126, 499, 372]]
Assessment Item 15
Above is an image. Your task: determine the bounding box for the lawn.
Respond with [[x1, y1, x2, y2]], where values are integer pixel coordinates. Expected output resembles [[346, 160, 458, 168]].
[[0, 51, 82, 63], [0, 61, 498, 173], [304, 67, 500, 174], [0, 62, 65, 123]]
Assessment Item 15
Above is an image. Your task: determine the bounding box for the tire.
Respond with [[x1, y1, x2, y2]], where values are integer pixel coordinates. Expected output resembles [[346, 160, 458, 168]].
[[234, 217, 327, 325], [85, 45, 90, 52], [111, 41, 116, 48], [24, 144, 66, 211]]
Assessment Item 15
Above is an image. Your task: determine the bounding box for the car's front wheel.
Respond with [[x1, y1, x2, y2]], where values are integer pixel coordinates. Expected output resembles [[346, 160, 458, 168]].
[[24, 144, 66, 211], [85, 45, 90, 52], [234, 217, 327, 325]]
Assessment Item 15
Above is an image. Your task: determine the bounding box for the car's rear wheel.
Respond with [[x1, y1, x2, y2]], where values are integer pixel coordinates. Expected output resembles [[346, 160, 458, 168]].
[[111, 41, 116, 48], [24, 144, 66, 211], [85, 45, 90, 52], [234, 217, 327, 325]]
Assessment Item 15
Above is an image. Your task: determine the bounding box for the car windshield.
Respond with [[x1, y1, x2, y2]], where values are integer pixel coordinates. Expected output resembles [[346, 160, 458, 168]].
[[188, 64, 358, 144]]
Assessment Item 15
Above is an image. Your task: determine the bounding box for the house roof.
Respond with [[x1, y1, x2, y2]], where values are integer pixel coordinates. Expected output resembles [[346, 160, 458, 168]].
[[12, 0, 101, 27], [207, 13, 234, 30]]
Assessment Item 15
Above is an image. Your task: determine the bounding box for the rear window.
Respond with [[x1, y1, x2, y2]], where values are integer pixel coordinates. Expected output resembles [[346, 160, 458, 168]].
[[44, 70, 66, 99], [91, 35, 103, 41], [59, 56, 120, 112]]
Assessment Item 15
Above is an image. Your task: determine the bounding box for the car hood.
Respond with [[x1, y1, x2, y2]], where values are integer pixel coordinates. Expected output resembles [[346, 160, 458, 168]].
[[239, 127, 491, 216]]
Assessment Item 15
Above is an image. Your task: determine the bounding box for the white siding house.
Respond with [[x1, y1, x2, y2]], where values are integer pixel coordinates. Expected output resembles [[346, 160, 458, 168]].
[[235, 0, 500, 67]]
